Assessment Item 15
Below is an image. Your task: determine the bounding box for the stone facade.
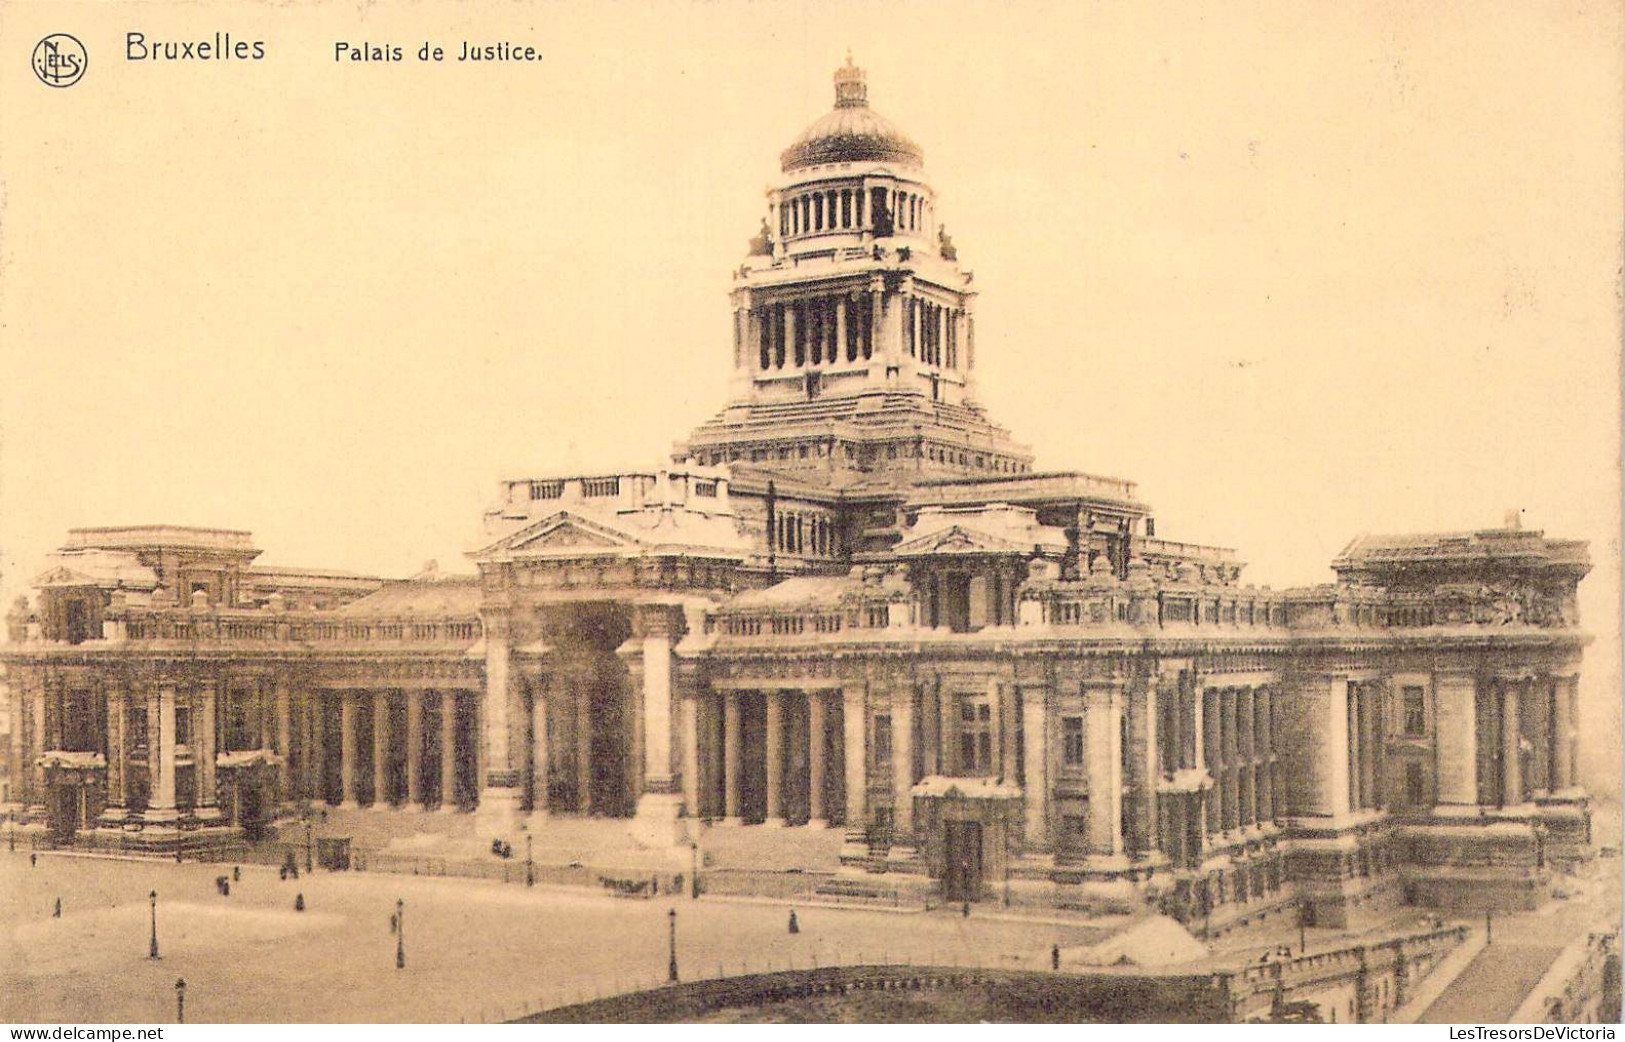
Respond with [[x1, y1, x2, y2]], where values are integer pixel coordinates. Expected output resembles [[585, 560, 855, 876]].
[[0, 60, 1594, 930]]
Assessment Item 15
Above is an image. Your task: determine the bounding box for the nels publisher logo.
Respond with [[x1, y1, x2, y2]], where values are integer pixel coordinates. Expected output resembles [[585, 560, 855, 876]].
[[32, 33, 87, 87]]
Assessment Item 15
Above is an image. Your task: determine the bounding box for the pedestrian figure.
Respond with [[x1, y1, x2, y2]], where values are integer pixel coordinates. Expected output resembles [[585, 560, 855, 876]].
[[788, 910, 799, 934], [390, 913, 398, 934], [233, 865, 241, 882], [962, 901, 970, 918], [1052, 944, 1060, 970], [30, 853, 36, 868], [652, 875, 659, 896], [222, 881, 230, 897], [53, 897, 61, 919], [295, 893, 305, 912], [279, 865, 288, 881]]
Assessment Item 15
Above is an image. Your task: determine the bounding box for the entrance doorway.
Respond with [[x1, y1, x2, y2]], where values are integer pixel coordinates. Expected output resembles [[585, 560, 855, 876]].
[[49, 785, 81, 844], [240, 782, 268, 843], [943, 820, 984, 902]]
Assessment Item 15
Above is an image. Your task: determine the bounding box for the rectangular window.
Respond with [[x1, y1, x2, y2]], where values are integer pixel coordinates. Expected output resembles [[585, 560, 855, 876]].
[[175, 700, 192, 746], [1062, 715, 1085, 767], [955, 696, 992, 774], [872, 714, 892, 769], [1403, 686, 1427, 736]]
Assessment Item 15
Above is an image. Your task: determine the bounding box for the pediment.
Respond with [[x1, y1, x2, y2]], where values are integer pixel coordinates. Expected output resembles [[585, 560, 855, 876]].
[[476, 511, 644, 560], [895, 524, 1023, 557], [34, 566, 98, 588]]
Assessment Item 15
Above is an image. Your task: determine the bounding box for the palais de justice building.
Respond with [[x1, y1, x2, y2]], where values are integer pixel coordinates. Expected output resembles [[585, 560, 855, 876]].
[[1, 60, 1594, 931]]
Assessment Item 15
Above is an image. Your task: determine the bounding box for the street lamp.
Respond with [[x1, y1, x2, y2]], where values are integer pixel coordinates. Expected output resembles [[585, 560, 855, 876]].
[[667, 907, 678, 983], [304, 804, 315, 874], [690, 841, 700, 900], [175, 978, 186, 1023], [149, 890, 159, 960], [525, 834, 534, 887], [396, 898, 405, 969]]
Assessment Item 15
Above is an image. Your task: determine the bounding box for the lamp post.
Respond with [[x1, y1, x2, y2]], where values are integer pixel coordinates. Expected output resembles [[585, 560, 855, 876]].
[[667, 907, 678, 983], [525, 834, 534, 888], [690, 841, 700, 900], [304, 804, 315, 874], [396, 898, 405, 969], [149, 890, 159, 960], [175, 978, 186, 1023], [1298, 902, 1309, 955]]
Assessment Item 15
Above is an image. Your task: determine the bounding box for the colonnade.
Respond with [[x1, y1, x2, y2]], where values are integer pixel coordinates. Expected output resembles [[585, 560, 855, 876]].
[[310, 689, 473, 811], [754, 295, 875, 370], [776, 184, 931, 241], [710, 687, 848, 827]]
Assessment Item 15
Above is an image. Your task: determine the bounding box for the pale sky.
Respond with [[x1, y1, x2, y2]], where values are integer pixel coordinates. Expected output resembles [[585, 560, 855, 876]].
[[2, 1, 1620, 779]]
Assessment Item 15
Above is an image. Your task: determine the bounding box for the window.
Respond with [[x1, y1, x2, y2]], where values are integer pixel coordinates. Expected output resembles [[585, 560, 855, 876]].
[[872, 715, 892, 768], [1061, 811, 1089, 853], [1063, 715, 1085, 767], [175, 700, 192, 746], [1402, 686, 1426, 736], [956, 696, 992, 774]]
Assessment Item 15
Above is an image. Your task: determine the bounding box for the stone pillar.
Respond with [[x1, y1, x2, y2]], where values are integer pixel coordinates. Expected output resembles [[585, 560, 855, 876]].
[[765, 691, 784, 825], [1347, 684, 1363, 812], [146, 684, 178, 821], [478, 608, 520, 833], [371, 693, 388, 806], [1502, 678, 1523, 807], [1553, 675, 1577, 791], [440, 692, 459, 811], [1022, 686, 1048, 851], [681, 688, 700, 821], [575, 683, 592, 815], [843, 685, 867, 826], [628, 606, 685, 846], [526, 684, 547, 819], [1434, 674, 1478, 809], [275, 678, 292, 799], [340, 695, 358, 807], [835, 298, 848, 363], [1085, 681, 1122, 856], [723, 692, 742, 821], [103, 683, 127, 820], [405, 689, 424, 809], [784, 307, 798, 367], [309, 691, 325, 804], [198, 681, 217, 812], [892, 687, 913, 837], [808, 692, 827, 825], [1000, 683, 1020, 784]]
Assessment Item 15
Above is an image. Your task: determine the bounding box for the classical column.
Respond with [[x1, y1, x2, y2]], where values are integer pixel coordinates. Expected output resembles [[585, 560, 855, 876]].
[[1085, 681, 1123, 856], [371, 692, 389, 806], [275, 678, 292, 800], [1347, 685, 1362, 812], [103, 683, 127, 820], [1434, 674, 1478, 810], [808, 692, 827, 825], [309, 691, 326, 804], [528, 685, 548, 819], [1022, 686, 1049, 850], [723, 691, 742, 821], [892, 687, 913, 837], [440, 692, 460, 811], [843, 685, 867, 826], [198, 681, 217, 812], [1502, 678, 1523, 807], [575, 684, 592, 814], [478, 607, 520, 831], [406, 689, 424, 810], [340, 695, 358, 807], [146, 683, 178, 821], [1553, 675, 1577, 791], [784, 306, 799, 368], [681, 688, 700, 820], [764, 691, 785, 825], [1000, 684, 1020, 784], [835, 298, 849, 363]]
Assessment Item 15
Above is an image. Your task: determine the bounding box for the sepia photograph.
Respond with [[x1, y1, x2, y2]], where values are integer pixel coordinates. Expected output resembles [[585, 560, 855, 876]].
[[0, 0, 1620, 1030]]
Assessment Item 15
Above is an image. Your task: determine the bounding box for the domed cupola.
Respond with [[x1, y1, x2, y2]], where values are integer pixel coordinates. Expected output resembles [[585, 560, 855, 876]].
[[779, 56, 924, 173]]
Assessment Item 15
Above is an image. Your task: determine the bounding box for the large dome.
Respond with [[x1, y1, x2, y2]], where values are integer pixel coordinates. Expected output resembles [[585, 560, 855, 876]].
[[779, 58, 924, 173]]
